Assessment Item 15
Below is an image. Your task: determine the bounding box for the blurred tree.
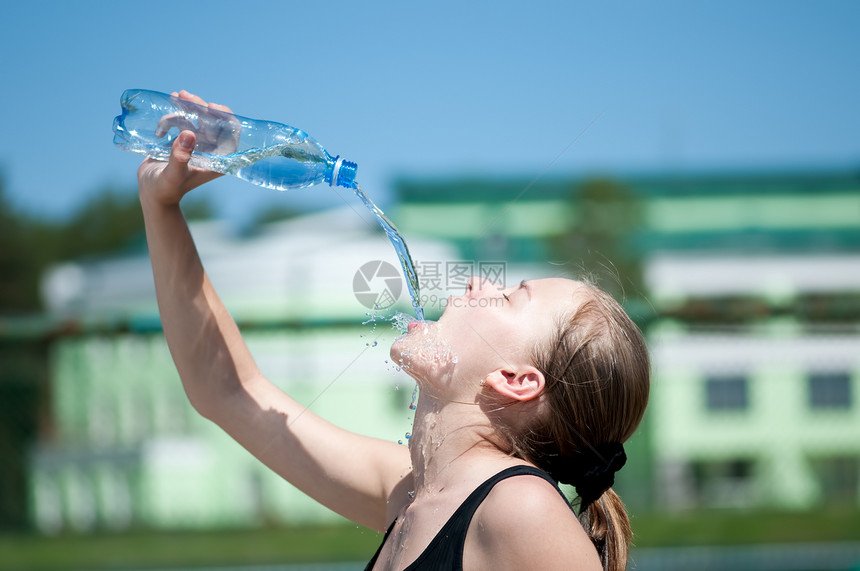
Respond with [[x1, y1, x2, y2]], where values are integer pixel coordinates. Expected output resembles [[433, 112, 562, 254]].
[[181, 195, 216, 222], [0, 180, 46, 312], [550, 177, 645, 303], [0, 339, 42, 530], [0, 176, 47, 529], [0, 179, 214, 313], [56, 188, 145, 260], [250, 204, 302, 228]]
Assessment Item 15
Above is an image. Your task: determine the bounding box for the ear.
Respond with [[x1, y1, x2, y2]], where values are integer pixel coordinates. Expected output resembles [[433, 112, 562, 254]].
[[484, 366, 545, 402]]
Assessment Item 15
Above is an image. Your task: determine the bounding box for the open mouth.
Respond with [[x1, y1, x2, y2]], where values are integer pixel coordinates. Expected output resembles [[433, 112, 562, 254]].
[[408, 320, 431, 333]]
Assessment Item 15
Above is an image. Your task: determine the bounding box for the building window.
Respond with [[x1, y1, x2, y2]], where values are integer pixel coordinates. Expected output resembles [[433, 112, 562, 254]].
[[810, 456, 860, 504], [808, 372, 852, 409], [705, 375, 749, 411], [690, 458, 756, 507]]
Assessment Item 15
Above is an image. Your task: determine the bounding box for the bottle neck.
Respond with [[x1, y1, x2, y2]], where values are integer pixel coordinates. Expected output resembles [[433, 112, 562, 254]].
[[329, 156, 358, 189]]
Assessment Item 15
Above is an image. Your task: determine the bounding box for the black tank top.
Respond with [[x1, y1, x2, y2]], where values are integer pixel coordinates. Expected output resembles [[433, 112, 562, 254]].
[[363, 465, 570, 571]]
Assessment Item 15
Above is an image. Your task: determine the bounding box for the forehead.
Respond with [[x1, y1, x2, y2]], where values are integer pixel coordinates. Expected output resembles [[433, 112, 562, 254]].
[[526, 278, 587, 318], [530, 277, 584, 300]]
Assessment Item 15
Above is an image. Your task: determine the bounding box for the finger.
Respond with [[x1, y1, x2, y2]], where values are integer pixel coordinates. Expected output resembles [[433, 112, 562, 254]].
[[156, 113, 196, 137], [208, 102, 235, 115], [178, 90, 208, 106], [163, 130, 196, 182]]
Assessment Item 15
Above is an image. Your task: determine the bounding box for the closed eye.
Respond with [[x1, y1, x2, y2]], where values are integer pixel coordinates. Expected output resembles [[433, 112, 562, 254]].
[[502, 293, 511, 302]]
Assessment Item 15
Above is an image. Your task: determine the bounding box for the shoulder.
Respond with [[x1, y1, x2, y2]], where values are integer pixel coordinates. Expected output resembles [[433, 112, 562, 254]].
[[476, 472, 580, 535], [465, 471, 601, 570]]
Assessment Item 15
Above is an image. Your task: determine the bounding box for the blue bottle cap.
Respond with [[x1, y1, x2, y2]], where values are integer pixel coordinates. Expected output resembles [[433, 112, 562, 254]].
[[331, 157, 358, 189]]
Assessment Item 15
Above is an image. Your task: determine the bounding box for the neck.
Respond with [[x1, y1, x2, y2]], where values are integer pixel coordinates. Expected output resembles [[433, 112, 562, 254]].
[[407, 386, 503, 495]]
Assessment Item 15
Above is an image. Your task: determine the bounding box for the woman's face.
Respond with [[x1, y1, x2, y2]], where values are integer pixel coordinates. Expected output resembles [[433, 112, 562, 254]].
[[391, 277, 583, 399]]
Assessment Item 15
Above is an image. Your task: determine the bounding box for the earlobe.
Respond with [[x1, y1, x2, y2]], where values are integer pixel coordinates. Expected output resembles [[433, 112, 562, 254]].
[[484, 366, 545, 402]]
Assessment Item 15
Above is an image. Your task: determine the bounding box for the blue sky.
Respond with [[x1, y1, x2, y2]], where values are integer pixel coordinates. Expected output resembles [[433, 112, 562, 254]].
[[2, 1, 858, 226]]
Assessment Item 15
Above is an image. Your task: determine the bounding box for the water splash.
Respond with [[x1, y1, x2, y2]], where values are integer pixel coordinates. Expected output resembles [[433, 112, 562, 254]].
[[391, 312, 416, 336]]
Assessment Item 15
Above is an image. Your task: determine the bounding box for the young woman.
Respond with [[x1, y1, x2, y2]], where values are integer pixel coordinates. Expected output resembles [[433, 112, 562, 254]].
[[137, 91, 650, 571]]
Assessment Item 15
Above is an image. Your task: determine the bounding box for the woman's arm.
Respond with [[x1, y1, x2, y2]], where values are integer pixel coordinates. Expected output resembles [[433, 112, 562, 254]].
[[138, 93, 411, 530]]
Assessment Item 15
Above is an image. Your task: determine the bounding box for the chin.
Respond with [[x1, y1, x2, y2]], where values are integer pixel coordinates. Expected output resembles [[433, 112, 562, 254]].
[[389, 322, 458, 381], [389, 336, 406, 365]]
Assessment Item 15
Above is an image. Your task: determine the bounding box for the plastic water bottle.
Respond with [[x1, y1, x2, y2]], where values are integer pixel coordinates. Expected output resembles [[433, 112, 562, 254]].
[[113, 89, 357, 190]]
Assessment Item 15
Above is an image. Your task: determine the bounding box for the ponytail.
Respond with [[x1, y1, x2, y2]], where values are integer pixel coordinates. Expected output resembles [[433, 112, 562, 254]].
[[543, 441, 632, 571], [578, 488, 632, 571]]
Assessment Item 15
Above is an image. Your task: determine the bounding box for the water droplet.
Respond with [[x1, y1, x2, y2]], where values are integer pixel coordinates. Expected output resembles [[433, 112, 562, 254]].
[[408, 384, 419, 410]]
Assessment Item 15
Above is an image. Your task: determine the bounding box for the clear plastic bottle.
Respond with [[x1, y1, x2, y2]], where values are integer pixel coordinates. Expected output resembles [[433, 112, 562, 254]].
[[113, 89, 357, 190]]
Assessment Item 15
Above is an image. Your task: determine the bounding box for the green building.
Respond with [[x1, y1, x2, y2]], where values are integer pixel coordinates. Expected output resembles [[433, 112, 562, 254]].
[[17, 169, 860, 533]]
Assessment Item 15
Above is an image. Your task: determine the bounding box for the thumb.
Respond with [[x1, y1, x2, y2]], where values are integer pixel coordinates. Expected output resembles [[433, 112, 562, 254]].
[[164, 130, 196, 180]]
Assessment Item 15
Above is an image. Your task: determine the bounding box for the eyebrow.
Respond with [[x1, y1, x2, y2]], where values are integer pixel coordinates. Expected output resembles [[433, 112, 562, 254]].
[[519, 280, 532, 301]]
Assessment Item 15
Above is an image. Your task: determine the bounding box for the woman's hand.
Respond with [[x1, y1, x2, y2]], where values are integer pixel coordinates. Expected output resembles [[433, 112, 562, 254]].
[[137, 90, 238, 208], [155, 90, 241, 155]]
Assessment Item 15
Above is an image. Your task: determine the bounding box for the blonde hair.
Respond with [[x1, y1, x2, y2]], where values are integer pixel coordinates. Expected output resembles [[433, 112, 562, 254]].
[[511, 282, 650, 571]]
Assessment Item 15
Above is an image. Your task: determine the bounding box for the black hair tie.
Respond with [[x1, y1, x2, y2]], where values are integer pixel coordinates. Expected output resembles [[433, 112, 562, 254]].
[[543, 442, 627, 514]]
